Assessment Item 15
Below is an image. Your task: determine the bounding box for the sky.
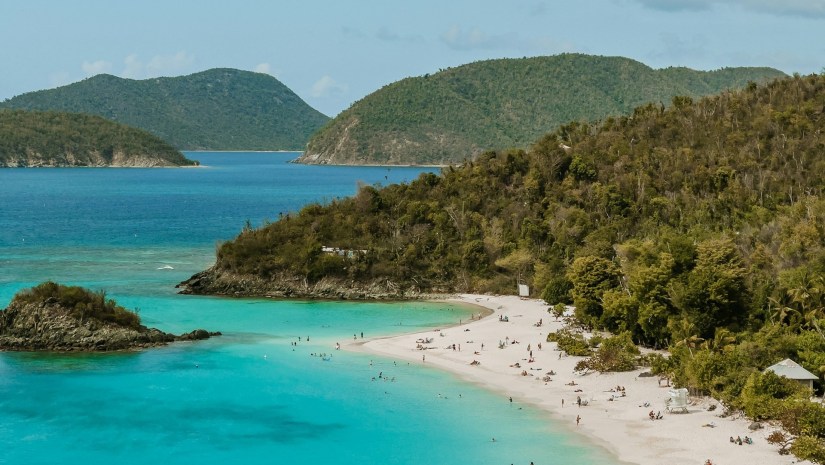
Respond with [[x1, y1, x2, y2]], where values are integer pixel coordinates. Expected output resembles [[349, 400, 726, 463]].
[[0, 0, 823, 117]]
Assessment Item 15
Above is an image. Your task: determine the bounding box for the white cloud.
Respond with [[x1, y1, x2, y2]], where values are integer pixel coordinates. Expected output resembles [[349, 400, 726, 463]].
[[122, 54, 143, 79], [81, 59, 112, 76], [146, 51, 194, 75], [253, 62, 279, 77], [49, 71, 72, 88], [119, 51, 195, 79], [310, 75, 348, 98]]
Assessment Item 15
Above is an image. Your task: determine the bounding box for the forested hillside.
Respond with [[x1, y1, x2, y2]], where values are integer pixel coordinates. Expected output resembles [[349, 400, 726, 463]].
[[298, 54, 785, 165], [0, 110, 196, 167], [0, 69, 329, 150], [183, 73, 825, 461]]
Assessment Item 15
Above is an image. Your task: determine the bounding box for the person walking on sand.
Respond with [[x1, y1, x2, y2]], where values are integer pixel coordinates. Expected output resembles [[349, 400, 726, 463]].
[[576, 415, 581, 426]]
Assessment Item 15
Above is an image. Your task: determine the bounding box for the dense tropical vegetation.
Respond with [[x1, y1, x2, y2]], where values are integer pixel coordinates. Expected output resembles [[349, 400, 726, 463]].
[[299, 54, 784, 165], [206, 73, 825, 460], [0, 68, 329, 150], [0, 109, 196, 166], [12, 281, 141, 329]]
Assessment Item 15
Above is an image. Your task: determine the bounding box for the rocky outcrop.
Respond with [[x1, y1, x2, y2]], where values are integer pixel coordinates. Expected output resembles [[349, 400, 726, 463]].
[[0, 149, 194, 168], [0, 299, 220, 351], [176, 266, 448, 300]]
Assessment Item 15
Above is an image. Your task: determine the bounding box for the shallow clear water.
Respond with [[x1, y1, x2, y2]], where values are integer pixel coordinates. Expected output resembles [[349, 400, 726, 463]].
[[0, 152, 620, 465]]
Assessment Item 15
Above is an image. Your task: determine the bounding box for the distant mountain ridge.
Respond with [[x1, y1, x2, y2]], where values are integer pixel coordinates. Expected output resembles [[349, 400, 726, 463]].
[[0, 109, 197, 167], [298, 54, 787, 165], [0, 68, 330, 151]]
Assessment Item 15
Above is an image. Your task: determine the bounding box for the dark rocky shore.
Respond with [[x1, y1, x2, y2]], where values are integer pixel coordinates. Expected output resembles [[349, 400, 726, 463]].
[[177, 266, 447, 300], [0, 298, 220, 352]]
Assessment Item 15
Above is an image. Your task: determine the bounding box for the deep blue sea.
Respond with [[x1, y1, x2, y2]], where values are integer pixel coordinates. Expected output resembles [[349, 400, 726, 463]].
[[0, 152, 619, 465]]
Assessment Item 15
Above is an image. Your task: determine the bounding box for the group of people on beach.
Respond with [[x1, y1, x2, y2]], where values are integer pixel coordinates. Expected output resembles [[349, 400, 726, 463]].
[[730, 435, 753, 445]]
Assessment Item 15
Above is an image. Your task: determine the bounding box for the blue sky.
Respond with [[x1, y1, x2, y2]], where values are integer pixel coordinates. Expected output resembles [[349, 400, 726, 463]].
[[1, 0, 823, 116]]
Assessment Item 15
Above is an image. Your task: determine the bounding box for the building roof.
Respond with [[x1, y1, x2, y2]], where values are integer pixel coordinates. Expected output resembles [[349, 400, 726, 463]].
[[765, 358, 819, 381]]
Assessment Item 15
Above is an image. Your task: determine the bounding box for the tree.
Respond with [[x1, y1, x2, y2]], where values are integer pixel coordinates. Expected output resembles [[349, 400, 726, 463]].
[[566, 256, 621, 327], [739, 370, 806, 420], [671, 238, 749, 339], [576, 331, 640, 372]]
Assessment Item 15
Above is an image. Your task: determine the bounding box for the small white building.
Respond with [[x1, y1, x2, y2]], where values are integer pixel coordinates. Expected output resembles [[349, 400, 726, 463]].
[[764, 358, 819, 392], [518, 284, 530, 297]]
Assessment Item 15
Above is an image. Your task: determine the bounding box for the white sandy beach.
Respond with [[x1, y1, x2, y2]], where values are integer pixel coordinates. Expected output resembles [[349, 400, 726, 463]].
[[351, 294, 809, 465]]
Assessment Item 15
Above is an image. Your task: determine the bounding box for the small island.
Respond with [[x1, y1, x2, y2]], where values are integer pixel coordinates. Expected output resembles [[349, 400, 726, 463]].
[[0, 109, 198, 167], [0, 282, 219, 351]]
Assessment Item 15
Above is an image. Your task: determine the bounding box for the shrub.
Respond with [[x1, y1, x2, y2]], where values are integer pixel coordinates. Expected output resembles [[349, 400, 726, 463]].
[[13, 281, 141, 330], [547, 328, 592, 356]]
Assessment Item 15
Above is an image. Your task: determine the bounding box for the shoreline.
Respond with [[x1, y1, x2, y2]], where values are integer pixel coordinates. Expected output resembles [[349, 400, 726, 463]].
[[350, 294, 808, 465]]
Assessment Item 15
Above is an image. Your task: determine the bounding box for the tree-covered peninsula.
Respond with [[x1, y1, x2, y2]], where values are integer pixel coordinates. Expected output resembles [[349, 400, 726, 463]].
[[0, 68, 330, 151], [182, 73, 825, 461], [297, 54, 785, 165], [0, 109, 197, 167], [0, 282, 219, 351]]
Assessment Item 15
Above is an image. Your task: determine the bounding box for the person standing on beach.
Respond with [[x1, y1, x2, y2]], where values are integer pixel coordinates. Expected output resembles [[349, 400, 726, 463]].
[[576, 415, 581, 426]]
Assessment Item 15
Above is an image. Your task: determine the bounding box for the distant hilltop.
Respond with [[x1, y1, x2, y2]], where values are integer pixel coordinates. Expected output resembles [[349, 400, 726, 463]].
[[0, 109, 197, 167], [297, 54, 787, 166], [0, 68, 330, 151]]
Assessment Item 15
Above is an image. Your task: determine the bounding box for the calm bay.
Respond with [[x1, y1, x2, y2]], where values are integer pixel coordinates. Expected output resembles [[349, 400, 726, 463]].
[[0, 152, 619, 465]]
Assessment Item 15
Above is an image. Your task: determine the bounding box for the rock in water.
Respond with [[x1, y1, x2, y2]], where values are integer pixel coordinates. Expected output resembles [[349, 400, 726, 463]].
[[0, 282, 219, 351]]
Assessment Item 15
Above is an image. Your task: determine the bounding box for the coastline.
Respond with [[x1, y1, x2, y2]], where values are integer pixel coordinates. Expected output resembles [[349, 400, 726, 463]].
[[350, 294, 808, 465]]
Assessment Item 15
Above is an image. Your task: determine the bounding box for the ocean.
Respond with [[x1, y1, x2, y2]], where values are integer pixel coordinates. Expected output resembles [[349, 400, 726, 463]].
[[0, 152, 620, 465]]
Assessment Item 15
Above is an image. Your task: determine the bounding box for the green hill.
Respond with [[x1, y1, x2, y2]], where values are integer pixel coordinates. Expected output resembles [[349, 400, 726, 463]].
[[0, 109, 196, 167], [297, 54, 785, 165], [0, 68, 330, 151]]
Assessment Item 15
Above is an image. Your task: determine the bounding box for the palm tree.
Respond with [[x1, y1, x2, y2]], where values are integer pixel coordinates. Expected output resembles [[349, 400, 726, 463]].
[[786, 272, 825, 336], [703, 327, 736, 353]]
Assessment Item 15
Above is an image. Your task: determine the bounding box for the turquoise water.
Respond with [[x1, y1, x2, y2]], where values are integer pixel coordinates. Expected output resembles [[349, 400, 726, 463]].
[[0, 152, 619, 465]]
